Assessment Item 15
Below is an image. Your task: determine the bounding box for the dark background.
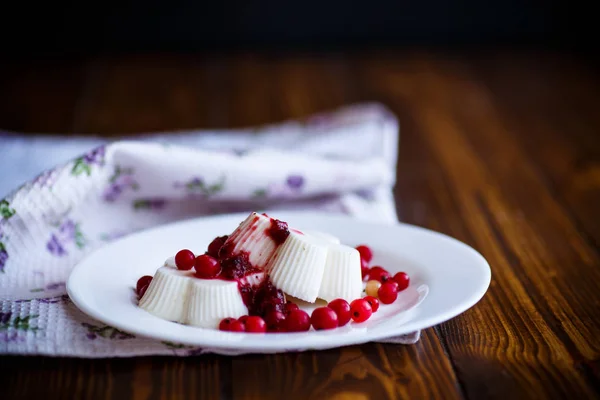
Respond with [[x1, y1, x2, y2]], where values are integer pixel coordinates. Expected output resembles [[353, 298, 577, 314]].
[[0, 0, 591, 55]]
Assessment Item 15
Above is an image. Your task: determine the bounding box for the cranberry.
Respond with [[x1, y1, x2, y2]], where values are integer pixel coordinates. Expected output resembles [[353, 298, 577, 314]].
[[355, 245, 373, 263], [284, 301, 299, 315], [245, 316, 267, 333], [207, 235, 228, 258], [194, 254, 221, 278], [327, 299, 352, 326], [219, 317, 236, 331], [393, 272, 410, 291], [238, 315, 249, 325], [138, 283, 150, 298], [310, 307, 338, 330], [364, 296, 380, 312], [175, 249, 195, 270], [350, 299, 373, 323], [378, 282, 399, 304], [264, 311, 286, 332], [229, 320, 246, 332], [266, 219, 290, 245], [361, 258, 370, 280], [136, 275, 153, 294], [369, 266, 391, 282], [283, 309, 311, 332]]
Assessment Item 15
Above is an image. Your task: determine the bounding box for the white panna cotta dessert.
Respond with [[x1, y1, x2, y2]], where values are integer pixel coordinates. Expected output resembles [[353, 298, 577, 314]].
[[220, 212, 279, 267], [139, 266, 193, 322], [186, 278, 248, 328], [266, 231, 329, 302], [137, 212, 367, 330], [318, 244, 363, 302]]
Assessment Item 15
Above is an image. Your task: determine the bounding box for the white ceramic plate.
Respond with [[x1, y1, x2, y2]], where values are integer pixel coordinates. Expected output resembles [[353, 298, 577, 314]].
[[67, 211, 491, 352]]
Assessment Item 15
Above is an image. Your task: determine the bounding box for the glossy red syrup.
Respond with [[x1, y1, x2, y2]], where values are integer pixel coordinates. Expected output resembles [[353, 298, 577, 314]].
[[266, 219, 290, 245]]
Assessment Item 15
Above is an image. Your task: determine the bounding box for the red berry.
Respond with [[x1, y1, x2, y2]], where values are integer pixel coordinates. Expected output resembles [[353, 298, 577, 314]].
[[175, 249, 196, 270], [364, 296, 380, 312], [369, 266, 391, 283], [310, 307, 338, 330], [386, 280, 400, 292], [361, 258, 370, 280], [245, 316, 267, 333], [350, 299, 373, 323], [284, 301, 299, 315], [327, 299, 352, 326], [283, 309, 311, 332], [136, 275, 153, 294], [207, 235, 228, 258], [355, 245, 373, 263], [219, 317, 236, 331], [238, 315, 249, 325], [194, 254, 221, 278], [229, 320, 246, 332], [393, 272, 410, 291], [264, 311, 286, 332], [378, 282, 399, 304], [138, 283, 150, 298]]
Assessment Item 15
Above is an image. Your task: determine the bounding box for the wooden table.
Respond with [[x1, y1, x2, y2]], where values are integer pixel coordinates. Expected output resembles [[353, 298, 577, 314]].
[[1, 51, 599, 399]]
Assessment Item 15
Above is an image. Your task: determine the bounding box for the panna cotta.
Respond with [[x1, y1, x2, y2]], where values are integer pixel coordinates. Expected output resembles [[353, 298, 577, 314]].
[[137, 211, 374, 331], [186, 278, 248, 328], [318, 244, 363, 302], [219, 212, 286, 267], [139, 266, 193, 322], [266, 231, 329, 302]]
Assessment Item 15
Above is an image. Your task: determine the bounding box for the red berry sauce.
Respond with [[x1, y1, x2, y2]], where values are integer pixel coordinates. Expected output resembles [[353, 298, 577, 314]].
[[266, 218, 290, 245]]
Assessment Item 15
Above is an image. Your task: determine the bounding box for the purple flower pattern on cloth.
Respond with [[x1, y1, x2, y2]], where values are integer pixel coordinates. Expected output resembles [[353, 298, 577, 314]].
[[82, 322, 135, 340], [71, 145, 106, 176], [133, 198, 167, 211], [103, 166, 139, 202], [0, 312, 39, 333], [174, 176, 226, 198], [252, 175, 305, 199], [46, 219, 86, 257], [286, 175, 305, 190], [0, 242, 7, 273], [0, 199, 15, 272]]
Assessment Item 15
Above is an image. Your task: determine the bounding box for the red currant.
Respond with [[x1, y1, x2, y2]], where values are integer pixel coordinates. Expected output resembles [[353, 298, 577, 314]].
[[361, 258, 370, 280], [238, 315, 249, 325], [283, 309, 311, 332], [138, 283, 150, 298], [229, 320, 246, 332], [364, 296, 380, 312], [194, 254, 221, 278], [245, 316, 267, 333], [350, 299, 373, 323], [310, 307, 338, 330], [327, 299, 352, 326], [175, 249, 196, 270], [264, 311, 286, 332], [355, 245, 373, 263], [284, 301, 299, 315], [369, 266, 391, 282], [393, 272, 410, 291], [207, 235, 228, 258], [136, 275, 152, 294], [378, 282, 399, 304], [219, 317, 236, 331]]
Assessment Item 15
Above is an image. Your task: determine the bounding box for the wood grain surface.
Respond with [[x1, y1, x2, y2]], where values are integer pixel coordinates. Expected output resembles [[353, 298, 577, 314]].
[[1, 51, 599, 400]]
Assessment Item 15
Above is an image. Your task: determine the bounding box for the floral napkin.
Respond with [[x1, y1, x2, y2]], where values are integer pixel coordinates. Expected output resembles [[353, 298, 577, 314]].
[[0, 103, 419, 357]]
